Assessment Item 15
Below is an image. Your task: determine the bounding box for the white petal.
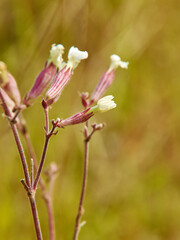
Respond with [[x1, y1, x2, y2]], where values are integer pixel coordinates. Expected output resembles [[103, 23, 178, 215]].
[[67, 46, 88, 69], [110, 54, 129, 70], [97, 95, 117, 112], [98, 95, 114, 104], [49, 44, 65, 69]]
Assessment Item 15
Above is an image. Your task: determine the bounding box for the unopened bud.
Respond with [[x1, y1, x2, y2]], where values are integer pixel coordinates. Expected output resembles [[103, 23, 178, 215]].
[[42, 99, 48, 109], [0, 61, 8, 84], [49, 162, 59, 174], [44, 162, 59, 178], [92, 123, 105, 131], [80, 92, 89, 108], [0, 88, 16, 113], [0, 62, 21, 105]]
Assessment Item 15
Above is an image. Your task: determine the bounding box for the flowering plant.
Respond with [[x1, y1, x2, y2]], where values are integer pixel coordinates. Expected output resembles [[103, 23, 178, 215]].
[[0, 44, 128, 240]]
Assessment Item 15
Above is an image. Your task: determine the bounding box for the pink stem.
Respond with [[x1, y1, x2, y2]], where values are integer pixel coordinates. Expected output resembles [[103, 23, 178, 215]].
[[33, 109, 56, 191], [0, 89, 31, 187], [33, 134, 51, 190], [29, 196, 43, 240], [44, 107, 49, 133], [0, 89, 43, 240], [73, 125, 89, 240], [21, 123, 55, 240], [45, 196, 55, 240]]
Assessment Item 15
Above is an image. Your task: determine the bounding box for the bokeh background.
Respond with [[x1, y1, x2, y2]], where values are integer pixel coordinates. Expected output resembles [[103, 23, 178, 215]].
[[1, 0, 180, 239]]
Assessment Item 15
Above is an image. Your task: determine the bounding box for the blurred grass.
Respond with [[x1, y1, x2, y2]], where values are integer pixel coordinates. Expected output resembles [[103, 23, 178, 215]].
[[1, 0, 180, 239]]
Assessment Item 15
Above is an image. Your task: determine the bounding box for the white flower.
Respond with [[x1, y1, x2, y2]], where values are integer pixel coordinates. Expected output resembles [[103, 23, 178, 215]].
[[48, 44, 65, 69], [91, 95, 117, 113], [109, 54, 129, 71], [67, 46, 88, 69]]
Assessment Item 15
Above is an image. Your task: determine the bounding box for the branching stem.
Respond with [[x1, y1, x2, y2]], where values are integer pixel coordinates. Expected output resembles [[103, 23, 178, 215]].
[[20, 116, 56, 240]]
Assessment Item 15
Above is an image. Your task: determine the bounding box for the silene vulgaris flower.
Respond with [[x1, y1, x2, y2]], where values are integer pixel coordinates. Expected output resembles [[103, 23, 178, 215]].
[[45, 46, 88, 106], [23, 44, 65, 106], [56, 95, 116, 127], [90, 54, 128, 104]]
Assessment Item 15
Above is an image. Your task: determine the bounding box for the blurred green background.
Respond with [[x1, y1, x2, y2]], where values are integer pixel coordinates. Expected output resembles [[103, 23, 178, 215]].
[[1, 0, 180, 239]]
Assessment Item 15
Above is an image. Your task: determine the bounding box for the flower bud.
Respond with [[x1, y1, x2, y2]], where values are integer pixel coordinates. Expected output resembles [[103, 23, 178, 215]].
[[0, 61, 8, 84], [90, 95, 116, 113], [0, 88, 16, 113], [44, 162, 59, 177], [92, 123, 105, 131], [90, 55, 128, 104], [0, 61, 21, 105], [80, 92, 90, 108]]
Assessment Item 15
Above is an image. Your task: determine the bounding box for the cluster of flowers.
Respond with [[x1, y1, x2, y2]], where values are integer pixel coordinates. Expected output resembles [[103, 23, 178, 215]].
[[0, 44, 128, 125]]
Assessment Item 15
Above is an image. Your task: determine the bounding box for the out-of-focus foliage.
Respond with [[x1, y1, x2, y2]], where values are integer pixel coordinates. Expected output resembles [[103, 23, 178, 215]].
[[0, 0, 180, 239]]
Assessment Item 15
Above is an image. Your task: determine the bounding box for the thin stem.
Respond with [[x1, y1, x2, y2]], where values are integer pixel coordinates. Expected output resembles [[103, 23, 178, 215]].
[[10, 124, 31, 186], [20, 116, 56, 240], [44, 107, 49, 134], [21, 180, 43, 240], [46, 170, 58, 240], [33, 116, 57, 189], [0, 89, 31, 187], [30, 158, 34, 187], [29, 196, 43, 240], [20, 123, 46, 192], [0, 89, 43, 240], [33, 135, 50, 190], [73, 125, 89, 240], [44, 195, 55, 240]]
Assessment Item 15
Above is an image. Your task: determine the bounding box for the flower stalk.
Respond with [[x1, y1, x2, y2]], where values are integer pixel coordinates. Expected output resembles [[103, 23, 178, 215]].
[[33, 120, 57, 191]]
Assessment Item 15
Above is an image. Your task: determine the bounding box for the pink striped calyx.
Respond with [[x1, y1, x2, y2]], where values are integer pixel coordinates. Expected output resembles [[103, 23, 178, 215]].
[[56, 108, 94, 127], [45, 66, 73, 106]]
